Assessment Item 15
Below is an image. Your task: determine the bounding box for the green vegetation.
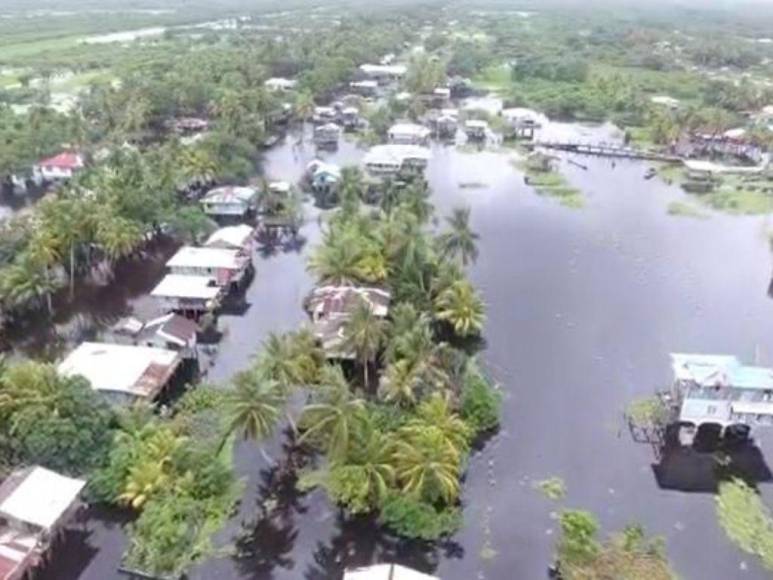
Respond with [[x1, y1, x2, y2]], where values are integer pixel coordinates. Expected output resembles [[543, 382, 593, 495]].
[[535, 477, 567, 501], [296, 176, 498, 540], [716, 478, 773, 571], [667, 201, 709, 218], [556, 510, 675, 579], [625, 396, 672, 427], [517, 161, 585, 209]]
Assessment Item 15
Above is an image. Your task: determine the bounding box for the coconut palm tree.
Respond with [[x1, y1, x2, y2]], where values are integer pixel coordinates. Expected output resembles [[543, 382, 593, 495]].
[[339, 166, 364, 215], [118, 458, 169, 510], [401, 393, 471, 455], [379, 359, 422, 406], [294, 91, 315, 126], [96, 215, 143, 271], [298, 365, 365, 461], [327, 419, 395, 513], [437, 207, 479, 266], [308, 230, 375, 284], [434, 280, 486, 338], [342, 300, 389, 389], [401, 182, 434, 224], [179, 147, 217, 187], [223, 370, 286, 445], [257, 330, 323, 391], [392, 428, 461, 504], [0, 253, 60, 316]]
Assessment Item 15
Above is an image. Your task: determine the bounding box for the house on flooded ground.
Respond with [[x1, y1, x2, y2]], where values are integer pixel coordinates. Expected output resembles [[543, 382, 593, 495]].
[[109, 313, 199, 358], [58, 342, 183, 406], [0, 467, 85, 580], [343, 563, 438, 580], [33, 152, 84, 183], [349, 80, 378, 97], [167, 117, 209, 136], [265, 77, 297, 92], [166, 246, 252, 288], [303, 285, 390, 359], [341, 106, 360, 130], [388, 122, 431, 145], [363, 144, 432, 178], [464, 119, 489, 140], [502, 107, 541, 140], [670, 353, 773, 433], [200, 186, 258, 219], [151, 274, 223, 318], [314, 122, 342, 148], [358, 63, 407, 84], [307, 160, 342, 200], [204, 224, 255, 254], [313, 106, 337, 124]]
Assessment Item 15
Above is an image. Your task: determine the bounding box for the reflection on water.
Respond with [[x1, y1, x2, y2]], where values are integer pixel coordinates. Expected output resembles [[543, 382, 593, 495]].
[[39, 124, 773, 580]]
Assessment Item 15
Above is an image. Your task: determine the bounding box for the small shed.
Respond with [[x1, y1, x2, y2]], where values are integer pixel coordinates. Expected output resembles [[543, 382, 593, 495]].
[[304, 285, 391, 322], [34, 152, 84, 182], [110, 314, 199, 357], [265, 77, 297, 92]]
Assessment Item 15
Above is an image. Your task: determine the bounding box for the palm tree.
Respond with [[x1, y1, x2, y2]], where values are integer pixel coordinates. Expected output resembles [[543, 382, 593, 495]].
[[294, 91, 315, 126], [308, 232, 371, 284], [96, 216, 143, 271], [298, 365, 365, 461], [339, 167, 364, 216], [0, 253, 60, 316], [392, 428, 461, 504], [179, 147, 217, 187], [223, 370, 285, 446], [342, 300, 389, 389], [434, 280, 486, 338], [118, 458, 169, 510], [379, 359, 422, 406], [437, 207, 479, 266], [25, 229, 61, 315], [401, 182, 434, 224], [328, 419, 395, 513], [257, 330, 323, 391], [401, 393, 471, 455]]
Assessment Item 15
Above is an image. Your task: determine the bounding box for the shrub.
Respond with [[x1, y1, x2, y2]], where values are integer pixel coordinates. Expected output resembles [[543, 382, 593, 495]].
[[379, 494, 462, 540], [460, 362, 501, 436]]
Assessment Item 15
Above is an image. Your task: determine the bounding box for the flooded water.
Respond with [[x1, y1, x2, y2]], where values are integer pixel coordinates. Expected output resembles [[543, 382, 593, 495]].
[[41, 123, 773, 579]]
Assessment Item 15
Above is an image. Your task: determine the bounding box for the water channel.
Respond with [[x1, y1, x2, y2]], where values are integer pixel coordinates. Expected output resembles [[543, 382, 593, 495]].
[[33, 123, 773, 579]]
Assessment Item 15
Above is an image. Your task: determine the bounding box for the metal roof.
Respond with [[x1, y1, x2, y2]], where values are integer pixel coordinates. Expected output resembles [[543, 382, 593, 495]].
[[0, 467, 85, 530], [58, 342, 181, 399], [167, 246, 243, 270], [152, 274, 221, 300]]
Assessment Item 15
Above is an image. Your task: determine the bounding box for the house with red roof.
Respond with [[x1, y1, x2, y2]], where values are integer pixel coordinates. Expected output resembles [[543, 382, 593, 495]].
[[34, 152, 85, 182]]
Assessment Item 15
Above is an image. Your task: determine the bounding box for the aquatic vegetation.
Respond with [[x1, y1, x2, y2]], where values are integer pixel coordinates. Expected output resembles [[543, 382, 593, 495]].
[[515, 160, 585, 208], [556, 510, 675, 579], [716, 478, 773, 570], [625, 396, 672, 427], [667, 201, 709, 219], [535, 477, 567, 501]]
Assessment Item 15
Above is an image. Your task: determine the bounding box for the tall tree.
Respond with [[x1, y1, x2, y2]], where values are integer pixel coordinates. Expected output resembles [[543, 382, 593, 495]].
[[342, 300, 389, 389], [437, 207, 479, 266]]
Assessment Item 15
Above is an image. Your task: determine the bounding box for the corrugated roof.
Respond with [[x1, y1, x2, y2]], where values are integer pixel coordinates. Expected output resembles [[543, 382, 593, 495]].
[[167, 246, 243, 270], [0, 467, 85, 530]]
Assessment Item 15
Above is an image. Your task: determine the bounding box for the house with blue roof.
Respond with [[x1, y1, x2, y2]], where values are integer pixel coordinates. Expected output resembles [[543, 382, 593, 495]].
[[671, 353, 773, 429]]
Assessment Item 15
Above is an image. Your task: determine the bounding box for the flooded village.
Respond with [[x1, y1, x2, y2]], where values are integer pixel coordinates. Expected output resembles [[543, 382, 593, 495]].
[[3, 2, 773, 580]]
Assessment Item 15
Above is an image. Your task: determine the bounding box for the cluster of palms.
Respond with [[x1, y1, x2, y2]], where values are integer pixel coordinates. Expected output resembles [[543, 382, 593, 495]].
[[220, 172, 490, 538]]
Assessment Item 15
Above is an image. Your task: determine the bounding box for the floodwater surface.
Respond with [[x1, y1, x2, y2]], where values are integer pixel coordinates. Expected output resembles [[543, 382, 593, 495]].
[[41, 126, 773, 580]]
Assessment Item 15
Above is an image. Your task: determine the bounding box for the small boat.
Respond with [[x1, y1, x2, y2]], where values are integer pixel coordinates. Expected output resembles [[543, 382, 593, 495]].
[[644, 168, 657, 180]]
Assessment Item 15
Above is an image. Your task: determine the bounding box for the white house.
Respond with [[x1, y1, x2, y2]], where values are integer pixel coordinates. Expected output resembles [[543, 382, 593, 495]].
[[314, 122, 342, 146], [34, 152, 84, 182], [265, 77, 297, 92], [671, 353, 773, 430], [313, 106, 337, 124], [363, 144, 432, 176], [650, 95, 681, 110], [465, 119, 489, 140], [58, 342, 183, 405], [151, 274, 223, 315], [359, 64, 407, 83], [388, 122, 431, 145], [0, 467, 86, 580], [343, 564, 439, 580], [200, 186, 258, 218], [166, 246, 251, 286], [349, 80, 378, 96], [204, 224, 255, 254]]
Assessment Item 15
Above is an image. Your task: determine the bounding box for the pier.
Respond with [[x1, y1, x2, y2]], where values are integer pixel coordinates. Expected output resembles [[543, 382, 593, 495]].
[[529, 140, 681, 162]]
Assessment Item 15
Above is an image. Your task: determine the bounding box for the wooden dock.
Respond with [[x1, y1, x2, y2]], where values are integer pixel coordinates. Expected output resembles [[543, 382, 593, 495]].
[[530, 140, 681, 163]]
